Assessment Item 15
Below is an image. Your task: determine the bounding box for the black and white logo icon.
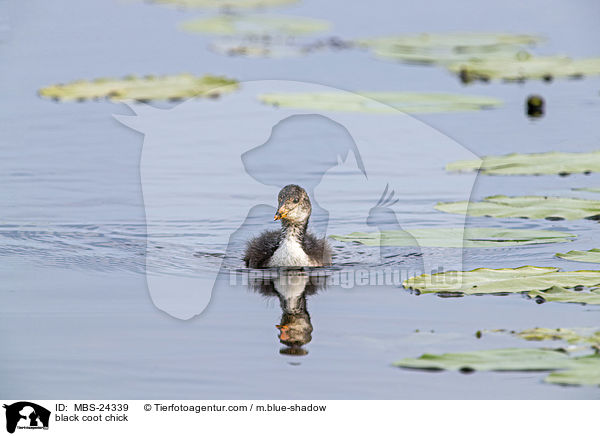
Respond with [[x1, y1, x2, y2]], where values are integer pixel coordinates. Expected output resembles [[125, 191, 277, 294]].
[[3, 402, 50, 434]]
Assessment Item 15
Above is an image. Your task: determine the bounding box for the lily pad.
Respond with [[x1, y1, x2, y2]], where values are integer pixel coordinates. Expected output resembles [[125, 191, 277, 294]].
[[395, 348, 600, 386], [557, 248, 600, 264], [545, 355, 600, 386], [395, 348, 573, 372], [147, 0, 298, 9], [435, 195, 600, 221], [529, 285, 600, 305], [448, 54, 600, 82], [330, 227, 575, 248], [181, 15, 330, 36], [38, 74, 239, 102], [259, 92, 502, 113], [574, 187, 600, 193], [359, 33, 541, 65], [447, 150, 600, 176], [403, 266, 600, 303]]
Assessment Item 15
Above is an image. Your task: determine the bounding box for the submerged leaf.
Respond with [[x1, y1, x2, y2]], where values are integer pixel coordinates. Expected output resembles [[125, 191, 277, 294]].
[[206, 36, 352, 58], [208, 39, 303, 58], [181, 15, 330, 36], [38, 74, 239, 102], [447, 150, 600, 176], [259, 92, 502, 113], [435, 195, 600, 220], [448, 55, 600, 81], [330, 227, 574, 248], [557, 248, 600, 264], [515, 327, 600, 347], [147, 0, 299, 9], [403, 266, 600, 304]]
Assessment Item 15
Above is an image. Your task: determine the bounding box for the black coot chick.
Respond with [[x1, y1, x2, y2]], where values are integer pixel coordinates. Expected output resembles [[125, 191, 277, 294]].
[[244, 185, 331, 268]]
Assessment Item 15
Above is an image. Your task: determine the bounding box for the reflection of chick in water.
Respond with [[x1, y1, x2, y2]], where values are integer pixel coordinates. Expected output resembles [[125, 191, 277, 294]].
[[249, 271, 326, 356]]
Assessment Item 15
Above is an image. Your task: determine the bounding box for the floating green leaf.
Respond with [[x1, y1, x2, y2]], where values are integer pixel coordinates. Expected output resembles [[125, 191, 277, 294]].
[[448, 55, 600, 81], [403, 266, 600, 304], [557, 248, 600, 264], [395, 348, 573, 372], [529, 286, 600, 305], [181, 15, 330, 36], [359, 33, 541, 65], [545, 355, 600, 386], [447, 150, 600, 176], [574, 187, 600, 193], [259, 92, 502, 113], [330, 228, 574, 248], [38, 74, 239, 102], [395, 348, 600, 387], [147, 0, 298, 9], [435, 195, 600, 221]]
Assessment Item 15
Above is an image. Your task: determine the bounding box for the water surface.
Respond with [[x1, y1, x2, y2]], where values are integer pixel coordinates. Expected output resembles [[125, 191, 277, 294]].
[[1, 0, 600, 399]]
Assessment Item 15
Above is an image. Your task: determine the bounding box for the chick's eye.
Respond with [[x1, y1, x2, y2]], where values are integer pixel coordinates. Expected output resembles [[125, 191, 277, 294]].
[[293, 197, 299, 203]]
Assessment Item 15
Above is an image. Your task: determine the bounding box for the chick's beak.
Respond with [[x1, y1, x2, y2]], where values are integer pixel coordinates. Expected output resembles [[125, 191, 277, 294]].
[[274, 206, 287, 221], [276, 324, 290, 341]]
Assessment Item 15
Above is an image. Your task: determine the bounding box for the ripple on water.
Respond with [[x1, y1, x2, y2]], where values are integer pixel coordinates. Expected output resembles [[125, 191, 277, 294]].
[[1, 217, 597, 279], [0, 223, 226, 275]]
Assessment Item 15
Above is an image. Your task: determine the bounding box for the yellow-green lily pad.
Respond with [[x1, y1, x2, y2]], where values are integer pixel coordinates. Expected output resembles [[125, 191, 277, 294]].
[[435, 195, 600, 221], [259, 92, 502, 113], [395, 347, 600, 387], [39, 74, 239, 102], [557, 248, 600, 264], [394, 348, 574, 372], [529, 286, 600, 305], [181, 15, 330, 36], [330, 228, 575, 248], [448, 54, 600, 81], [447, 150, 600, 176], [574, 187, 600, 193], [545, 355, 600, 386], [359, 33, 541, 65], [403, 266, 600, 304], [147, 0, 298, 9]]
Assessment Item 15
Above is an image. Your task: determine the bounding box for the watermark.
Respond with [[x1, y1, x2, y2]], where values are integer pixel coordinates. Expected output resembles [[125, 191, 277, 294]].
[[116, 80, 479, 320], [3, 402, 50, 434], [229, 267, 444, 289]]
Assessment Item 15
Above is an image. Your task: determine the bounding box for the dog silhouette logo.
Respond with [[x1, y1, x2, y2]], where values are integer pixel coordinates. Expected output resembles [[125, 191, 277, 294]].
[[3, 402, 50, 433]]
